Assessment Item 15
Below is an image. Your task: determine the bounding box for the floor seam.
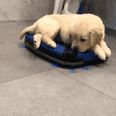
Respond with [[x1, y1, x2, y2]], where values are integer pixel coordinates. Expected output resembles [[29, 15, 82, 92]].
[[57, 69, 116, 101], [0, 69, 54, 85], [110, 56, 116, 62]]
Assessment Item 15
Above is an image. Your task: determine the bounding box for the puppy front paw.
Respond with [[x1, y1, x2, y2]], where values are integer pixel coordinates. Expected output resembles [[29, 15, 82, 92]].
[[99, 40, 111, 58], [93, 44, 106, 61], [97, 52, 106, 61], [104, 47, 111, 58]]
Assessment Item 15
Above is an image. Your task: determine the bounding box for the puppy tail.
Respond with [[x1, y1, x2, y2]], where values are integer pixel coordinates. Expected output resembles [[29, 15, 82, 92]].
[[19, 23, 37, 40]]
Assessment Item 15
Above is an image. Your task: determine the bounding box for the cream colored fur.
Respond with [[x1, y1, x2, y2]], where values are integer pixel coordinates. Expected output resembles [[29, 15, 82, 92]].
[[20, 13, 111, 60]]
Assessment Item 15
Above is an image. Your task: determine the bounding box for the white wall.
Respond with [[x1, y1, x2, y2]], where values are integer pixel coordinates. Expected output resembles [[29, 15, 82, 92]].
[[1, 0, 116, 30], [0, 0, 54, 21], [99, 0, 116, 30], [87, 0, 116, 30]]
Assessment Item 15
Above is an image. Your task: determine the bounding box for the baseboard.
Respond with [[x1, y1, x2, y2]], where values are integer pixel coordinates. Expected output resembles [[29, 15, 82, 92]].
[[105, 27, 116, 38]]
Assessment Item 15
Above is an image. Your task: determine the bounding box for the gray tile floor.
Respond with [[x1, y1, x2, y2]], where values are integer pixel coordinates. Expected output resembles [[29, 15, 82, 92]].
[[0, 21, 116, 116]]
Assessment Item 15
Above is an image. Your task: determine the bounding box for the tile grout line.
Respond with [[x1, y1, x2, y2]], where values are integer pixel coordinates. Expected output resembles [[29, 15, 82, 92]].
[[0, 69, 55, 86], [110, 56, 116, 62], [0, 65, 116, 101], [57, 69, 116, 101]]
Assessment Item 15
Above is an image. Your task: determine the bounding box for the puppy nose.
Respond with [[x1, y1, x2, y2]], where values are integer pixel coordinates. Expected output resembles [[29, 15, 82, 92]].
[[73, 47, 79, 52]]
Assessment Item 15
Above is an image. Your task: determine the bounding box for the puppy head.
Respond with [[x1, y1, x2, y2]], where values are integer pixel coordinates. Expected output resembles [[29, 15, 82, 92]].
[[71, 30, 91, 52], [71, 28, 103, 52]]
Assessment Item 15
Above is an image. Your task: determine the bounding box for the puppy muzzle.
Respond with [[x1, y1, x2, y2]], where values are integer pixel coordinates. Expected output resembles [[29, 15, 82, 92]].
[[72, 47, 79, 52]]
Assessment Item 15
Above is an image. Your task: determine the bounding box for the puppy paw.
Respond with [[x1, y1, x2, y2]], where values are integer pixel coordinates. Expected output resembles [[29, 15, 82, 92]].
[[99, 40, 111, 58], [34, 40, 40, 49], [93, 44, 106, 61], [33, 34, 42, 49], [97, 52, 106, 61], [48, 41, 57, 48], [104, 47, 111, 57]]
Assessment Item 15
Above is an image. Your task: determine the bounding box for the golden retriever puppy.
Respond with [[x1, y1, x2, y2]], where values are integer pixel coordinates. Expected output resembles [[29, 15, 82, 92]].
[[20, 13, 111, 60]]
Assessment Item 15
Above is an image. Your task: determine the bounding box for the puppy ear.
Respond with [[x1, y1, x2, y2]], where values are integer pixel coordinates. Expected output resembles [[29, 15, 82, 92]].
[[90, 28, 103, 48]]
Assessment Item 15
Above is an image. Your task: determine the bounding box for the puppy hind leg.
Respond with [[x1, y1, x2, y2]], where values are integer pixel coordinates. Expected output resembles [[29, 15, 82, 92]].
[[40, 21, 60, 48], [33, 34, 42, 49]]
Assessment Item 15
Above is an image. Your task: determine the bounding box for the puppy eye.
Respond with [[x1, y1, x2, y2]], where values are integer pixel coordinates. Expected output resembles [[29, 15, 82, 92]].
[[80, 38, 86, 42]]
